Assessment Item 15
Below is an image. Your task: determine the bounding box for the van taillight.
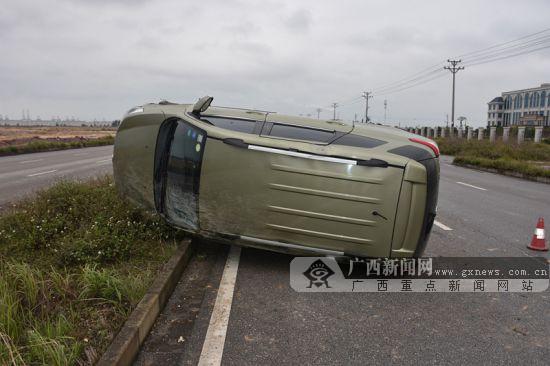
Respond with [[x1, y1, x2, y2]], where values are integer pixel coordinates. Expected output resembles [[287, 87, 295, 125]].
[[409, 138, 439, 157]]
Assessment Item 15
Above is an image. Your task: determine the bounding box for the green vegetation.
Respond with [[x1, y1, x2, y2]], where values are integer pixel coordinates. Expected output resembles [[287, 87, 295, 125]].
[[436, 138, 550, 179], [0, 136, 114, 157], [0, 177, 184, 365]]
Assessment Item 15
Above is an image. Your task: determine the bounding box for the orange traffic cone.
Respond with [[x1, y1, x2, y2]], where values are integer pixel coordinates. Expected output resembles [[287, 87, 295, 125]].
[[527, 217, 548, 251]]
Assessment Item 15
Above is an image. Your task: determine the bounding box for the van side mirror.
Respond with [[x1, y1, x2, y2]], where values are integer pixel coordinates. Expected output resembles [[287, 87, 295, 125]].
[[192, 96, 213, 115]]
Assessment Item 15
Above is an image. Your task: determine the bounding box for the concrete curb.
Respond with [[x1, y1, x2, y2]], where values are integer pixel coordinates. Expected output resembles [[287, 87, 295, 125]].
[[97, 239, 194, 366], [453, 162, 550, 184]]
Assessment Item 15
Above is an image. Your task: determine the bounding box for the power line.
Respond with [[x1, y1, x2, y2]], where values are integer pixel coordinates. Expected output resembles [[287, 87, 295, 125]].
[[373, 35, 550, 96], [372, 68, 445, 94], [461, 35, 550, 64], [456, 27, 550, 58], [337, 98, 364, 108], [324, 27, 550, 110], [321, 95, 361, 110], [371, 33, 550, 97], [373, 28, 550, 96], [330, 96, 362, 108], [369, 62, 446, 93], [463, 43, 550, 67], [372, 72, 447, 96]]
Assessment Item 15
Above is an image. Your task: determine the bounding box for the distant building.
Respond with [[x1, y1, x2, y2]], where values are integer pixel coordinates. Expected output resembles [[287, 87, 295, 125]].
[[487, 97, 504, 126], [487, 83, 550, 127]]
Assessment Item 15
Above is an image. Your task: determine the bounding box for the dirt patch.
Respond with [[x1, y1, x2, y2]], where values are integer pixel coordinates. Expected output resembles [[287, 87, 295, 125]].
[[0, 126, 116, 147]]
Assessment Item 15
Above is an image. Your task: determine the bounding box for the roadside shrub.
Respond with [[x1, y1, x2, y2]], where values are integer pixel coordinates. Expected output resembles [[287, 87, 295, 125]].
[[454, 156, 550, 178], [80, 265, 124, 303], [27, 316, 82, 366], [0, 176, 182, 266], [0, 176, 183, 364], [436, 138, 550, 161], [436, 138, 550, 178], [0, 261, 133, 365]]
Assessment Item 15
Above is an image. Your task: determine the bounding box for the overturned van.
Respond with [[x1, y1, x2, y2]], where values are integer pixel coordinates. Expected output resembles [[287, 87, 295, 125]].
[[113, 96, 439, 258]]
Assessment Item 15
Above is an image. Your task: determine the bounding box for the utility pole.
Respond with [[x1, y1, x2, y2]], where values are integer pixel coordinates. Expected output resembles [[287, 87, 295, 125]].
[[444, 59, 464, 128], [331, 103, 338, 120], [383, 99, 387, 123], [362, 91, 372, 123], [316, 108, 322, 119]]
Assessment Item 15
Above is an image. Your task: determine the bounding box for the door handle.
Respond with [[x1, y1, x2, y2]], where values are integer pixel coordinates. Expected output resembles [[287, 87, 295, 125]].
[[357, 158, 389, 168], [223, 138, 249, 149]]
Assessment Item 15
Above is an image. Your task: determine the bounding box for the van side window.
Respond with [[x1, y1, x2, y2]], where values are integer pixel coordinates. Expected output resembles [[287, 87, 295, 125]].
[[202, 117, 257, 134], [331, 134, 386, 148], [269, 123, 334, 143]]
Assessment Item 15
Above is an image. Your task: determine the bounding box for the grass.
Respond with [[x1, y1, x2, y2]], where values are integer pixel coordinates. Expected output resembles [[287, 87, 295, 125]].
[[452, 156, 550, 178], [0, 176, 185, 365], [435, 138, 550, 179], [0, 135, 114, 157]]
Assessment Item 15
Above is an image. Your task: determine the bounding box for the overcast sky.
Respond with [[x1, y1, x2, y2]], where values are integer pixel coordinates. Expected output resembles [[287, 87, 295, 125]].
[[1, 0, 549, 126]]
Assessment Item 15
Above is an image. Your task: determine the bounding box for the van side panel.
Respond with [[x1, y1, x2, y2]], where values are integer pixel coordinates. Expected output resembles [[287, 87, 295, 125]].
[[199, 138, 404, 257]]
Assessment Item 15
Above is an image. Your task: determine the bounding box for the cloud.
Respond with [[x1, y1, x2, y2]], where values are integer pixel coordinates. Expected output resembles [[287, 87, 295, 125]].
[[284, 9, 312, 33], [0, 0, 549, 125]]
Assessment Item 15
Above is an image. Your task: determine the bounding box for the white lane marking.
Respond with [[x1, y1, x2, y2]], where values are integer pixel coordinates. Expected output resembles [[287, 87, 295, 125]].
[[27, 169, 57, 177], [19, 158, 44, 164], [72, 152, 89, 156], [456, 181, 487, 191], [198, 245, 241, 366], [95, 159, 111, 164], [434, 220, 453, 231]]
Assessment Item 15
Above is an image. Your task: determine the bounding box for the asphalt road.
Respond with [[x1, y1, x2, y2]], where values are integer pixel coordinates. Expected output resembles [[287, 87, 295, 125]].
[[0, 145, 113, 209], [138, 155, 550, 366], [2, 149, 548, 364]]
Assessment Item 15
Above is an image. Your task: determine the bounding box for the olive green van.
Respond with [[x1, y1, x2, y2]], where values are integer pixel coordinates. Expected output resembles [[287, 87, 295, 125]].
[[113, 97, 439, 258]]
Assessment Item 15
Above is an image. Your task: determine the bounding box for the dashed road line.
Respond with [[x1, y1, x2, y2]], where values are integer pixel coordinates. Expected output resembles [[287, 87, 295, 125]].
[[19, 158, 44, 164], [27, 169, 57, 177], [456, 181, 487, 191], [434, 220, 453, 231], [95, 159, 111, 164], [198, 245, 241, 366]]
